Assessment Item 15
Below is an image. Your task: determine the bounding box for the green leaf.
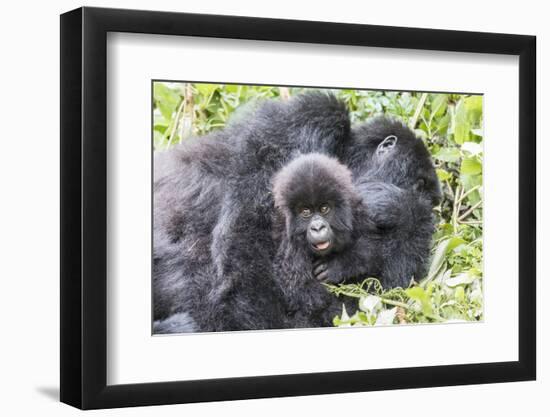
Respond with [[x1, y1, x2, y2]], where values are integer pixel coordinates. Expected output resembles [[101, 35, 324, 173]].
[[464, 95, 483, 125], [460, 175, 482, 205], [415, 129, 428, 140], [154, 83, 181, 121], [334, 304, 353, 327], [445, 272, 479, 287], [405, 287, 433, 316], [434, 148, 461, 163], [471, 128, 484, 137], [455, 286, 465, 302], [453, 95, 482, 144], [469, 286, 483, 304], [462, 142, 482, 156], [196, 83, 218, 96], [433, 268, 452, 285], [461, 157, 482, 176], [154, 113, 170, 128], [431, 94, 448, 118], [453, 99, 470, 144], [436, 168, 452, 182], [426, 237, 466, 281], [436, 113, 450, 135], [153, 130, 165, 149], [357, 311, 370, 324]]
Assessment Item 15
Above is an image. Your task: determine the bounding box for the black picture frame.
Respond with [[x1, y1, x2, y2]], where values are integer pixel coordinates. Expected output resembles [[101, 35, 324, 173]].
[[60, 6, 536, 410]]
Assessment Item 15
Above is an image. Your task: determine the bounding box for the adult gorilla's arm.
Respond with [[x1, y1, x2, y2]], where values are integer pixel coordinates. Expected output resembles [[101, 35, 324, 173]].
[[362, 182, 435, 287], [320, 116, 440, 289], [314, 182, 435, 288]]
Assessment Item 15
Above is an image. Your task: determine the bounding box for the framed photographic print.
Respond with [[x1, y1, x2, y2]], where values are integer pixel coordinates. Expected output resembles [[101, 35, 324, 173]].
[[60, 6, 536, 410]]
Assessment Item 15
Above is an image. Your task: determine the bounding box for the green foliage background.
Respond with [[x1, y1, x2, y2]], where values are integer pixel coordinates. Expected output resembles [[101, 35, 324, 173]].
[[153, 82, 484, 326]]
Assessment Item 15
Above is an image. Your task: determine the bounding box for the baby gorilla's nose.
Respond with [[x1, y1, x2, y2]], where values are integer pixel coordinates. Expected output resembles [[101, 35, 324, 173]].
[[309, 219, 327, 233]]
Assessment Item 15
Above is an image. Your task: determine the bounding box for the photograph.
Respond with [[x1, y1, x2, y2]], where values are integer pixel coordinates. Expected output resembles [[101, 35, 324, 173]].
[[152, 82, 484, 334], [56, 5, 536, 410]]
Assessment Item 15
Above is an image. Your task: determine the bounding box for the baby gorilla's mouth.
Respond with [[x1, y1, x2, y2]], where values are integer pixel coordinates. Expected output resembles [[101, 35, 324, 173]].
[[313, 241, 331, 251]]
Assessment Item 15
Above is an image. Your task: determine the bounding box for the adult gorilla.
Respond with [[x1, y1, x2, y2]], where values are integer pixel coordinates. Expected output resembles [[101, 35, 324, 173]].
[[153, 93, 350, 332]]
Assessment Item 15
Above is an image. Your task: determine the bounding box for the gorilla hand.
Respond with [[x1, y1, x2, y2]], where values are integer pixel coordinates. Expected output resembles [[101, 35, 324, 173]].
[[313, 258, 346, 284]]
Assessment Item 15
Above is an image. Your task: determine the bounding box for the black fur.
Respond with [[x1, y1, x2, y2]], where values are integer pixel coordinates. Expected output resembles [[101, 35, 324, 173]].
[[271, 153, 360, 327], [152, 92, 440, 332], [271, 153, 435, 328], [314, 116, 441, 288], [313, 182, 436, 289], [345, 116, 441, 205], [153, 92, 350, 332], [153, 312, 197, 334]]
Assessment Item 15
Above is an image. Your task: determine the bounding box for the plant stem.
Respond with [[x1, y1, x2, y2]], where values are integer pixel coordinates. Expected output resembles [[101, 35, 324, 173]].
[[451, 184, 463, 233], [178, 83, 195, 142], [458, 185, 481, 203], [458, 200, 482, 221], [380, 298, 410, 309], [409, 93, 428, 130], [167, 97, 186, 148], [279, 87, 290, 100], [329, 287, 410, 310], [332, 289, 363, 298]]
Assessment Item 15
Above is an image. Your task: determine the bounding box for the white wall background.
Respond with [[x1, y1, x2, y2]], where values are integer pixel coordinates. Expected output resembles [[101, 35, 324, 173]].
[[0, 1, 544, 415]]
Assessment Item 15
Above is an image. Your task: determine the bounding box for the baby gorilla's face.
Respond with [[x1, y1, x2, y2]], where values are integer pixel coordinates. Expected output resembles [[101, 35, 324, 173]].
[[289, 198, 354, 258], [272, 153, 360, 259], [295, 201, 338, 256]]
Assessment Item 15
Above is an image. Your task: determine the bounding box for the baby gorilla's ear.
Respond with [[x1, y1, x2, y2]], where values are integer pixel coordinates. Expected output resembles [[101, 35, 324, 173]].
[[376, 135, 398, 157]]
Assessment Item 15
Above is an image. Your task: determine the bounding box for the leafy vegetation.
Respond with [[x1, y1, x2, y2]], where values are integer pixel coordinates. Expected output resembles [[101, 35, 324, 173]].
[[153, 82, 484, 326]]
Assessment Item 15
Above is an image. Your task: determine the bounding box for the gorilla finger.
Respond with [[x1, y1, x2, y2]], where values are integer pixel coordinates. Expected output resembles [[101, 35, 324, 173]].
[[313, 262, 328, 277], [316, 270, 329, 282], [313, 258, 325, 268], [325, 274, 345, 284]]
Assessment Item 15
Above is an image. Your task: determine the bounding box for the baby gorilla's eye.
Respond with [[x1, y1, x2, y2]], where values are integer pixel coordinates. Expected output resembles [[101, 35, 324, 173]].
[[300, 207, 313, 218], [319, 204, 331, 215]]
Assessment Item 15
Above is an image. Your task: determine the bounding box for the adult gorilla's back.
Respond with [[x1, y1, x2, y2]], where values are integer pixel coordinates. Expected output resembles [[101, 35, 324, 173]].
[[153, 93, 350, 332]]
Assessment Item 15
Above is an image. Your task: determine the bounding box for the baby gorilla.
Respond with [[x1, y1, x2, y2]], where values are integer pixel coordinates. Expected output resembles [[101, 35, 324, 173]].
[[272, 153, 361, 327], [272, 152, 435, 328]]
